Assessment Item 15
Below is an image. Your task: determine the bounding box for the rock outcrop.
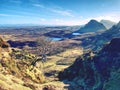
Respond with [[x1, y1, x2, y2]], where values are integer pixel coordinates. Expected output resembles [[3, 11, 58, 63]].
[[0, 37, 11, 61], [0, 37, 45, 90], [59, 38, 120, 90]]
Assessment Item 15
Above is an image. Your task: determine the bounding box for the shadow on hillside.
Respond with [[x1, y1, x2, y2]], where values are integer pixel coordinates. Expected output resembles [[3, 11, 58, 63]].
[[7, 40, 37, 48], [62, 80, 85, 90]]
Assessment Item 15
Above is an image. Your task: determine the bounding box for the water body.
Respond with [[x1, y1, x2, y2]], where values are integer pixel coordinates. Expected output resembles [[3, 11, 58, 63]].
[[72, 33, 81, 35], [50, 33, 81, 41], [51, 37, 63, 41]]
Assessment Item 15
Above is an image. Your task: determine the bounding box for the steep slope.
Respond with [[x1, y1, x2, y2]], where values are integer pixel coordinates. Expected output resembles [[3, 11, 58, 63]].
[[59, 38, 120, 90], [100, 20, 116, 29], [0, 37, 45, 90], [75, 19, 106, 33]]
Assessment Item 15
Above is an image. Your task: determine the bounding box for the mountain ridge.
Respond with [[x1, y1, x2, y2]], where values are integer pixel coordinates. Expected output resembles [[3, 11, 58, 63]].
[[100, 19, 116, 29], [75, 19, 107, 33]]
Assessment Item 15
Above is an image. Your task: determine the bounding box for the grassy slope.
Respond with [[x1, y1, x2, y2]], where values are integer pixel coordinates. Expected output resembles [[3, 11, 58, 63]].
[[0, 73, 32, 90], [43, 47, 83, 82], [0, 46, 83, 90]]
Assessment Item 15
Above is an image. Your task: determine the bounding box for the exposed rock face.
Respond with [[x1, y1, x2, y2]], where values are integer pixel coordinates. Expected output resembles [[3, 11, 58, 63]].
[[0, 37, 10, 48], [59, 38, 120, 90], [76, 19, 106, 33], [101, 38, 120, 52], [0, 37, 11, 61]]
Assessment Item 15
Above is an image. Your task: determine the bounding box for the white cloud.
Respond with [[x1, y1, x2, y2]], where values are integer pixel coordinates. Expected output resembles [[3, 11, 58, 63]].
[[37, 12, 120, 26], [90, 12, 120, 22], [39, 18, 46, 21], [49, 8, 74, 17], [32, 2, 74, 17], [32, 3, 74, 17], [33, 4, 45, 8], [37, 19, 84, 26], [0, 13, 27, 17]]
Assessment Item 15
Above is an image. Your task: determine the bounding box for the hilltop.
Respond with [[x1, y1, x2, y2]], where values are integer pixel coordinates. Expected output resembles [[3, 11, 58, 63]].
[[75, 19, 106, 33]]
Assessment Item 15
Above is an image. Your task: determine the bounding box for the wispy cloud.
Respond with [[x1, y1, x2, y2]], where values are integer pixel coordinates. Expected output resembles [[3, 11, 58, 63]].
[[0, 14, 11, 16], [33, 4, 45, 8], [39, 12, 120, 25], [32, 2, 74, 17], [49, 8, 74, 17], [10, 0, 22, 4], [39, 18, 46, 21], [90, 12, 120, 22], [0, 13, 26, 17], [38, 18, 82, 26]]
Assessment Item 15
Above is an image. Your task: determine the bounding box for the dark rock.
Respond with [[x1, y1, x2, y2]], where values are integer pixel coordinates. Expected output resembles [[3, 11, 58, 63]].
[[0, 37, 10, 48], [102, 38, 120, 52], [59, 38, 120, 89]]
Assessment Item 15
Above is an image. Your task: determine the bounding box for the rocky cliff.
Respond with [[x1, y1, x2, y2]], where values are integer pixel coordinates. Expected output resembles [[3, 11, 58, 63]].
[[59, 38, 120, 90], [0, 37, 11, 61]]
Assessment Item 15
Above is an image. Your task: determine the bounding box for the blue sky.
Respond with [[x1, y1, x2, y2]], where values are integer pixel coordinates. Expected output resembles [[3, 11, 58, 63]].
[[0, 0, 120, 25]]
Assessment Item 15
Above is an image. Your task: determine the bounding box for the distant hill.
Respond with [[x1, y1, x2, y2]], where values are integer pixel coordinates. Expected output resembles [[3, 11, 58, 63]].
[[75, 19, 106, 33], [59, 38, 120, 90], [101, 21, 120, 39], [100, 20, 116, 29], [79, 21, 120, 51], [44, 30, 73, 38]]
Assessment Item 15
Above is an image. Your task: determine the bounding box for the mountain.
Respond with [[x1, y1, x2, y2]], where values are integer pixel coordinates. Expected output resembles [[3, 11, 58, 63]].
[[59, 38, 120, 90], [101, 21, 120, 39], [75, 19, 106, 33], [80, 21, 120, 51], [100, 20, 116, 29]]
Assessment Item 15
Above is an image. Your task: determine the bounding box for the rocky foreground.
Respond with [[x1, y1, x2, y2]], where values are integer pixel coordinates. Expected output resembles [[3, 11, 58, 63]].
[[0, 37, 48, 90]]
